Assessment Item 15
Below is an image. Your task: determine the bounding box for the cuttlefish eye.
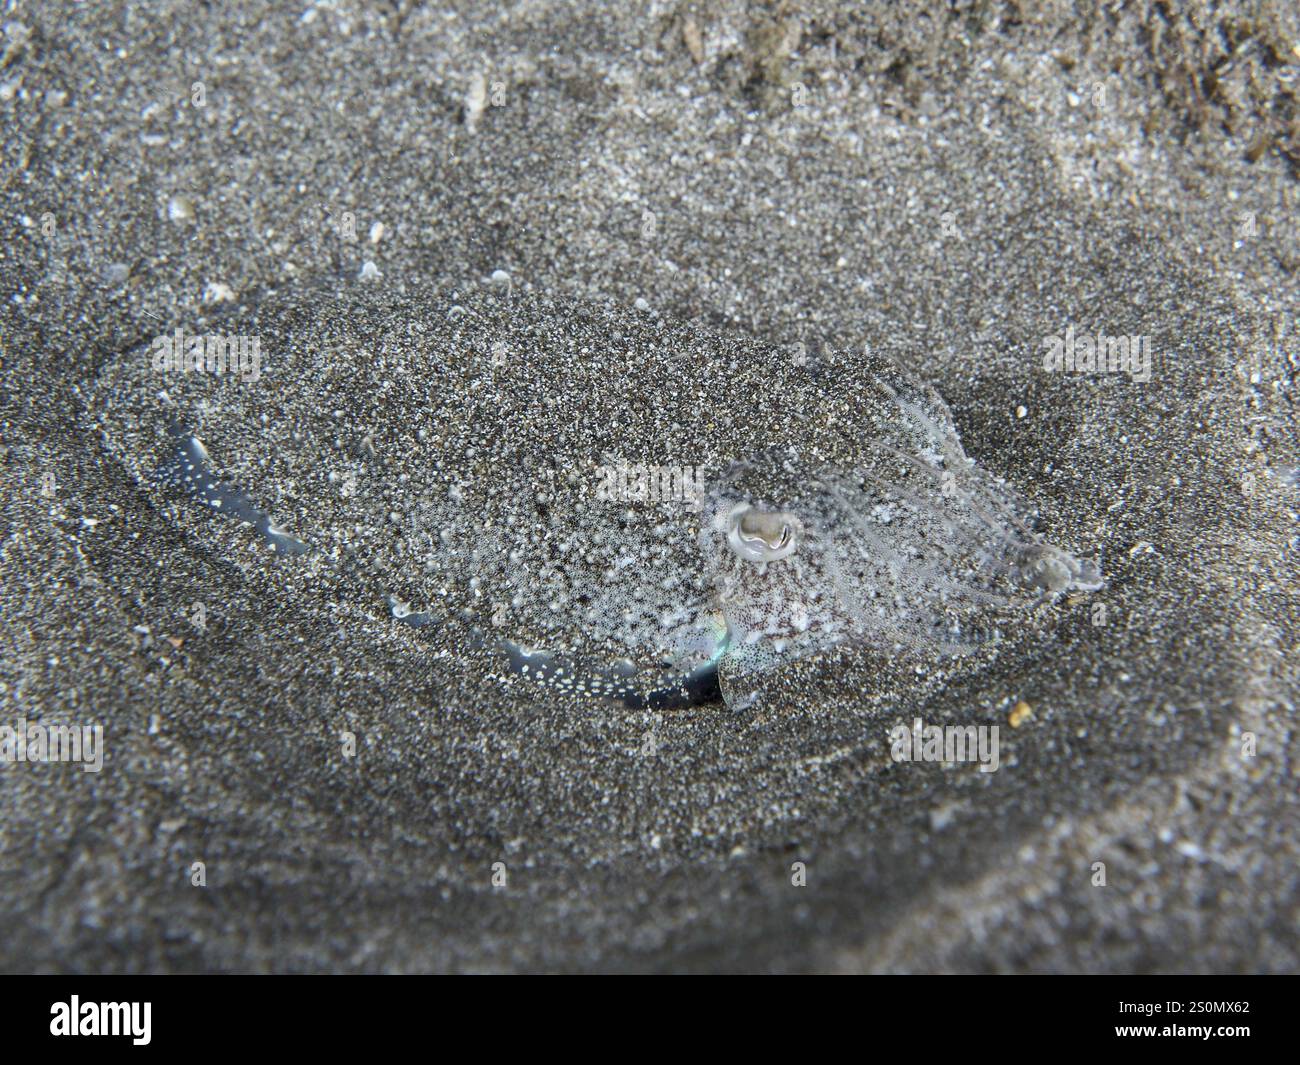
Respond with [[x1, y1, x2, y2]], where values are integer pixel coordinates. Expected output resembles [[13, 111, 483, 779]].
[[724, 504, 801, 562]]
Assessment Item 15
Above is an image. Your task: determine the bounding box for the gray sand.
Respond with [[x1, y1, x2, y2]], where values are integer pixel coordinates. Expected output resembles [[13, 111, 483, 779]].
[[0, 1, 1296, 972]]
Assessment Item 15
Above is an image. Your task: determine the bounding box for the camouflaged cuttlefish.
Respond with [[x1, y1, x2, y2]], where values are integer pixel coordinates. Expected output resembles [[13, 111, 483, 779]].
[[87, 282, 1102, 710]]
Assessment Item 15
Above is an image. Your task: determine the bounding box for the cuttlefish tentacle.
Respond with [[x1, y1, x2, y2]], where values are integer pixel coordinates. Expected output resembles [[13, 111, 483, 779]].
[[391, 602, 728, 708], [154, 425, 311, 557]]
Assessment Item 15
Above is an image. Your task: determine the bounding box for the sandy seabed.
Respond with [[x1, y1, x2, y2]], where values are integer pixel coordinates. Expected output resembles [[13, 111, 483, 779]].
[[0, 1, 1297, 972]]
